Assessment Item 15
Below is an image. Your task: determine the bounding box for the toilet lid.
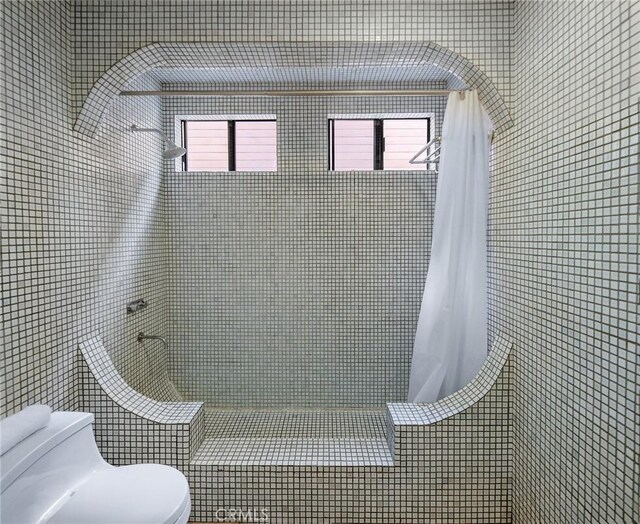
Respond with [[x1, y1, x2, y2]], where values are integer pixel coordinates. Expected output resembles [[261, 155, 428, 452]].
[[49, 464, 190, 524]]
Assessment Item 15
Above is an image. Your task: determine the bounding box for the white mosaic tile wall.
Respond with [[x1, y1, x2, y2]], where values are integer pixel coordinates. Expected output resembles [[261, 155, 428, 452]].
[[72, 0, 512, 117], [491, 1, 639, 522], [163, 94, 446, 408], [1, 0, 170, 416]]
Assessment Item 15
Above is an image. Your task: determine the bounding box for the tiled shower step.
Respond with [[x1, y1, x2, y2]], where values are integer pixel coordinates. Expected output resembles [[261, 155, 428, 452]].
[[190, 437, 394, 466], [204, 409, 388, 439], [192, 409, 394, 466]]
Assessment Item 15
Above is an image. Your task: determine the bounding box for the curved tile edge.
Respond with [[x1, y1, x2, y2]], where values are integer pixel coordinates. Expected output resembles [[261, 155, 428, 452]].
[[77, 334, 205, 467], [387, 333, 513, 426]]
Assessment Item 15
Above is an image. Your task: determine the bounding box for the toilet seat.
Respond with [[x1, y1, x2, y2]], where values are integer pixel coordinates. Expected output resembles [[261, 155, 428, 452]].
[[48, 464, 190, 524]]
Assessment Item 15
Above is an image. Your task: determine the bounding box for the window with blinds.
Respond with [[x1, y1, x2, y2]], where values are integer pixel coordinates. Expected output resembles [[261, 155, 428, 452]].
[[182, 119, 277, 172], [328, 117, 430, 171]]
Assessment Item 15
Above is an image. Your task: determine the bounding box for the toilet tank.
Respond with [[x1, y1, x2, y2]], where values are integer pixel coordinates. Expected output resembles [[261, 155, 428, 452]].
[[1, 411, 110, 524]]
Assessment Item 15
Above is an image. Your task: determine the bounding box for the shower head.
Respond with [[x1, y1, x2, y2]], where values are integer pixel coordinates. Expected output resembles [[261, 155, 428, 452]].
[[162, 142, 187, 160], [130, 125, 187, 160]]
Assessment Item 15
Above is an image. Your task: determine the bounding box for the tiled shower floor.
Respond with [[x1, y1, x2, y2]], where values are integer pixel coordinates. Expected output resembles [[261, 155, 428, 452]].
[[191, 410, 393, 466]]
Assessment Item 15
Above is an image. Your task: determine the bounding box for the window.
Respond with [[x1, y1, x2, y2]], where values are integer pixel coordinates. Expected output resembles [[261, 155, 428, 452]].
[[182, 119, 277, 172], [328, 117, 430, 171]]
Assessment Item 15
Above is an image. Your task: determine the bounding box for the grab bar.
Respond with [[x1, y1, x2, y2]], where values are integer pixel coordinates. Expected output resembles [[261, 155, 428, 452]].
[[137, 332, 169, 353]]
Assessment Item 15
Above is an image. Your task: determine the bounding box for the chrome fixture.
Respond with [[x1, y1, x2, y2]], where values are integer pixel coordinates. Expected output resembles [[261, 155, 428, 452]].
[[126, 298, 148, 314], [130, 125, 187, 159], [409, 128, 493, 166], [137, 332, 169, 353], [409, 135, 441, 167]]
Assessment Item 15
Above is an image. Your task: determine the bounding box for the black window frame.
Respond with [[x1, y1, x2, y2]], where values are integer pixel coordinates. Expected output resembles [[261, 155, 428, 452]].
[[328, 117, 431, 171], [181, 119, 277, 172]]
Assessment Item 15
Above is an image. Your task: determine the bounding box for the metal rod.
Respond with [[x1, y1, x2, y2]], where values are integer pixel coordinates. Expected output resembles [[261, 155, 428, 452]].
[[130, 124, 168, 141], [137, 332, 169, 353], [409, 135, 441, 165], [119, 89, 463, 97]]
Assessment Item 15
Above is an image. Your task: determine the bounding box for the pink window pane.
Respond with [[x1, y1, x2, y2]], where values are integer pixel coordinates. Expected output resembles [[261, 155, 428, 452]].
[[235, 121, 277, 172], [383, 119, 430, 171], [186, 121, 228, 171], [333, 120, 374, 171]]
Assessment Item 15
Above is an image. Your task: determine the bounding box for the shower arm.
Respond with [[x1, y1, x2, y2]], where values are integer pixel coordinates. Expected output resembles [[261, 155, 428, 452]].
[[130, 125, 168, 142], [130, 125, 187, 160], [137, 332, 169, 353]]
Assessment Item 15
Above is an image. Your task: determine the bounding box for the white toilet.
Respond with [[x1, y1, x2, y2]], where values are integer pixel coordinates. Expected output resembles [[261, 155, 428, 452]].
[[0, 406, 191, 524]]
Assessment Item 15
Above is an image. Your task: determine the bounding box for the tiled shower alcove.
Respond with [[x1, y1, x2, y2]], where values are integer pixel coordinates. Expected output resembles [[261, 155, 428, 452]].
[[4, 1, 638, 522], [65, 33, 516, 521]]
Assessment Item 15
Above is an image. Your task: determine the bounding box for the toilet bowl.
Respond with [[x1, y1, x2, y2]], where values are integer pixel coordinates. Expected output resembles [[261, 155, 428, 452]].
[[0, 407, 191, 524]]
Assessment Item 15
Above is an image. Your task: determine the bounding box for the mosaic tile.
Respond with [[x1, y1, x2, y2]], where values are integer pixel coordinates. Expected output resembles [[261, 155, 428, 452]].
[[4, 0, 636, 522], [163, 95, 445, 409], [492, 2, 639, 522], [191, 437, 393, 467], [205, 410, 387, 439]]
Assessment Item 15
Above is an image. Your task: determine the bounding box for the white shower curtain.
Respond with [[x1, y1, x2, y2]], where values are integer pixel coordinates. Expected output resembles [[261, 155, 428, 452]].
[[407, 89, 493, 403]]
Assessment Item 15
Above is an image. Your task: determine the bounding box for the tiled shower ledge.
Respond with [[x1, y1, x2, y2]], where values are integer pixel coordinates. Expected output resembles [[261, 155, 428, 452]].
[[190, 336, 512, 466], [79, 332, 511, 467], [191, 410, 394, 466]]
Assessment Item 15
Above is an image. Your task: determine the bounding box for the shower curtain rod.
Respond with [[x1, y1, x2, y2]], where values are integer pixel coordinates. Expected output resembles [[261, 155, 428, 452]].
[[119, 88, 466, 97]]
